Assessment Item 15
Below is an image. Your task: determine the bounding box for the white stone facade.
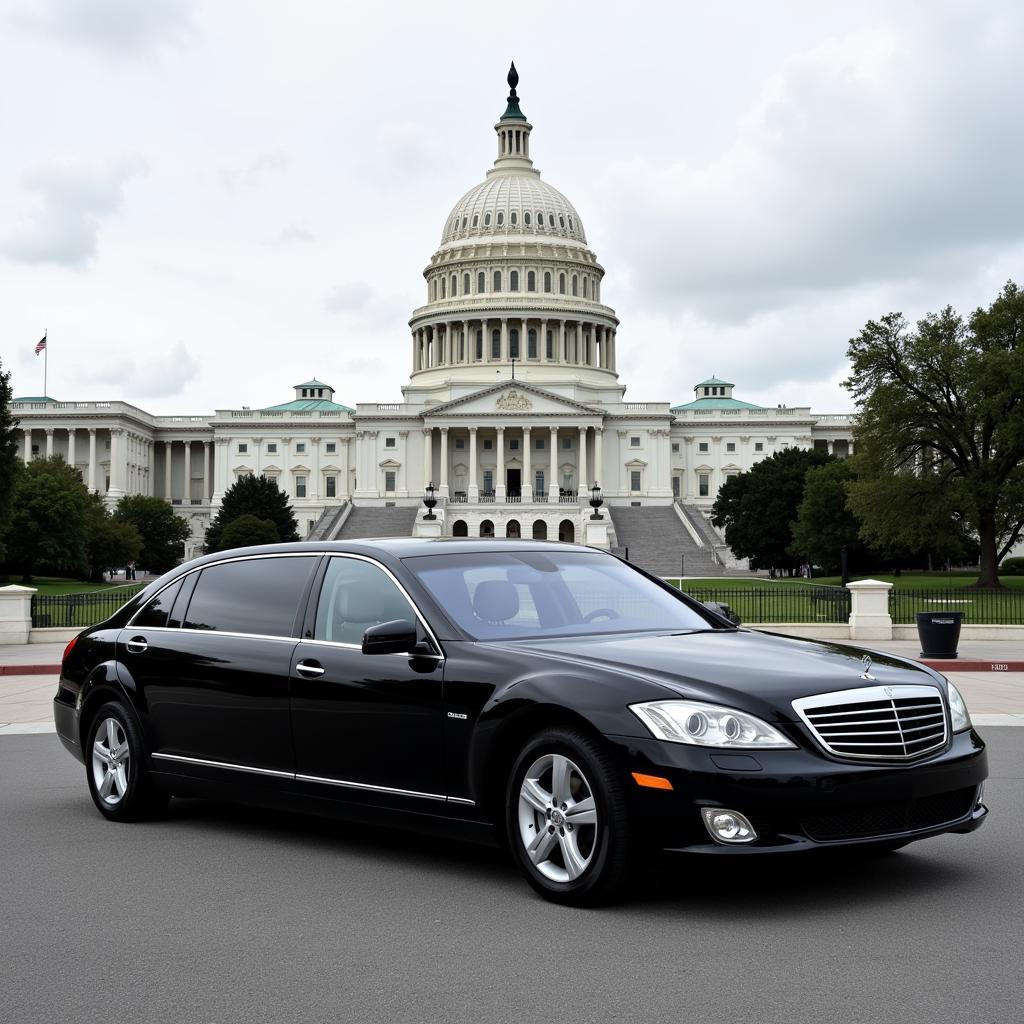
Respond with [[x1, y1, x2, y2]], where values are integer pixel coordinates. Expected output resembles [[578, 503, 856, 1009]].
[[11, 67, 853, 556]]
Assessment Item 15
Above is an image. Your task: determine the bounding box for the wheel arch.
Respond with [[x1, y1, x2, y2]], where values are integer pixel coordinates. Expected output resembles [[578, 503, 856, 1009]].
[[78, 663, 136, 757]]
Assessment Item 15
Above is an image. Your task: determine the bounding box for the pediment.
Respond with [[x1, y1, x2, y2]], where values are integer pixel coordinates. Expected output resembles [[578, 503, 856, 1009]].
[[625, 458, 648, 468], [378, 457, 401, 468], [423, 381, 601, 419], [290, 463, 310, 473], [262, 463, 281, 474]]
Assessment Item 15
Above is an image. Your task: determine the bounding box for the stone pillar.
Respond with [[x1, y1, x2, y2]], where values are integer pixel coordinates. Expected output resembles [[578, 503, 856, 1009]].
[[183, 440, 192, 503], [311, 437, 321, 499], [23, 429, 31, 464], [67, 428, 77, 474], [45, 428, 54, 458], [412, 332, 418, 372], [540, 318, 548, 362], [468, 427, 479, 501], [439, 427, 449, 498], [164, 441, 173, 499], [202, 441, 211, 501], [0, 585, 35, 645], [594, 428, 604, 488], [549, 426, 558, 503], [848, 439, 855, 456], [496, 426, 506, 500], [88, 429, 97, 491], [462, 320, 471, 363], [522, 427, 532, 500], [521, 317, 528, 361], [847, 580, 894, 641], [212, 437, 230, 508], [422, 427, 433, 488], [578, 426, 588, 490], [558, 321, 566, 364], [500, 318, 509, 362], [108, 428, 126, 500]]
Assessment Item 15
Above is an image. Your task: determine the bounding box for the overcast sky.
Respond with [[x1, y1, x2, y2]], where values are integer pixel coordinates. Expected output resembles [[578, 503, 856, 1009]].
[[2, 0, 1022, 414]]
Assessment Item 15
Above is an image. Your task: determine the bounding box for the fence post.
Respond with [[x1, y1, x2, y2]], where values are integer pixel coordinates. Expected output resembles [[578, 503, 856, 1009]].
[[847, 579, 893, 640], [0, 585, 36, 644]]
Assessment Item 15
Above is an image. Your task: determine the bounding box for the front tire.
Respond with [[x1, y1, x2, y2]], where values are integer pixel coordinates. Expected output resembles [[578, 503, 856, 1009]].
[[85, 701, 169, 822], [506, 727, 633, 906]]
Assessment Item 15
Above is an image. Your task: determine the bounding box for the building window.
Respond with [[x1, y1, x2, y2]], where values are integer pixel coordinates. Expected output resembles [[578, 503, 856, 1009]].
[[525, 212, 531, 226], [477, 271, 485, 292], [562, 473, 573, 490], [493, 270, 502, 292], [535, 471, 544, 494], [497, 211, 504, 226], [549, 214, 555, 227], [698, 442, 709, 453], [571, 274, 579, 296], [510, 211, 517, 226], [296, 443, 306, 454], [698, 473, 709, 497], [325, 442, 336, 454], [755, 442, 764, 452], [726, 442, 736, 453], [546, 331, 553, 359], [583, 277, 588, 297], [455, 438, 465, 450], [510, 270, 519, 292], [266, 443, 277, 454], [672, 476, 680, 497], [509, 329, 519, 359], [672, 443, 680, 453], [510, 439, 519, 451], [527, 329, 537, 358], [440, 277, 446, 298], [544, 271, 551, 292], [463, 273, 470, 294], [483, 470, 493, 492], [562, 437, 572, 449], [476, 330, 483, 360], [559, 273, 566, 294], [384, 471, 396, 492], [535, 438, 545, 450], [385, 437, 396, 448], [630, 470, 641, 492], [483, 439, 493, 450], [472, 214, 478, 227], [326, 476, 337, 498], [527, 271, 536, 292], [491, 329, 501, 359], [484, 212, 491, 227], [630, 436, 640, 448], [238, 443, 248, 454], [295, 475, 307, 498]]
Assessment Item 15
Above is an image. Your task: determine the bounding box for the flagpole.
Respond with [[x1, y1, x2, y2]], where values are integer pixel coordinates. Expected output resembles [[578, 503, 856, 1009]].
[[44, 329, 48, 398]]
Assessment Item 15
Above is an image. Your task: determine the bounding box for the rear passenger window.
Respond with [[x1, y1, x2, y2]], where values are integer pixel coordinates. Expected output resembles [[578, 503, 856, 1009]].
[[183, 557, 316, 637], [132, 579, 182, 629], [314, 558, 415, 646]]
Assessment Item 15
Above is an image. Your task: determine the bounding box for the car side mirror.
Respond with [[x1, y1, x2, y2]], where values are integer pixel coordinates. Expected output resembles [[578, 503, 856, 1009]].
[[703, 601, 742, 626], [362, 619, 419, 656]]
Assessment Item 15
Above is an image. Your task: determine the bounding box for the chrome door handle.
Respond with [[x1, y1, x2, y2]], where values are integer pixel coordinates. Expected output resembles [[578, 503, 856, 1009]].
[[295, 660, 325, 678], [125, 637, 148, 654]]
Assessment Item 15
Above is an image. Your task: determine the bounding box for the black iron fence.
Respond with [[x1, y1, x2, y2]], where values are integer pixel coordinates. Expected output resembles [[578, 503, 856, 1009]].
[[31, 586, 145, 628], [889, 589, 1024, 625], [674, 585, 851, 624]]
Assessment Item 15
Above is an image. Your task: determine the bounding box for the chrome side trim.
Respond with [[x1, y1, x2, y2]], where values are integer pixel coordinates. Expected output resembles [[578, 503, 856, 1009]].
[[151, 751, 294, 779], [124, 626, 299, 644], [296, 773, 447, 802], [447, 796, 476, 806]]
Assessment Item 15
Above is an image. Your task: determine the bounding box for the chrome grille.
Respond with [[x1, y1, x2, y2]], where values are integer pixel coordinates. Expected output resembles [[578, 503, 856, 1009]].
[[793, 685, 948, 761]]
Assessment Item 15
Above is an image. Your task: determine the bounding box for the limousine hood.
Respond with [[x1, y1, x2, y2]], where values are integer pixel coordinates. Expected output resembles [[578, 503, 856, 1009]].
[[499, 628, 942, 720]]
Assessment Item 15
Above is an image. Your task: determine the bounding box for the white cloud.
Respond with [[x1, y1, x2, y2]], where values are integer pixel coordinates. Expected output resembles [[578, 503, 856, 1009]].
[[267, 224, 316, 246], [220, 152, 289, 193], [78, 340, 199, 398]]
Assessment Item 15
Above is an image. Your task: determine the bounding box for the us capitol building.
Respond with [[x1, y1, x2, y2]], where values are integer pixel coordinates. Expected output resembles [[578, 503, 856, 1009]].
[[13, 67, 854, 563]]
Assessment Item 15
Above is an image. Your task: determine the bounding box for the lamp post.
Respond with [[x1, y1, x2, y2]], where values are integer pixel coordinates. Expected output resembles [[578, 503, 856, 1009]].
[[589, 482, 604, 520], [423, 481, 438, 520]]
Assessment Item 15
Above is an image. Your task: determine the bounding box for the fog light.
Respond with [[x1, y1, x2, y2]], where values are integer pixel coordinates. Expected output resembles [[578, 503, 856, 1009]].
[[701, 807, 757, 844]]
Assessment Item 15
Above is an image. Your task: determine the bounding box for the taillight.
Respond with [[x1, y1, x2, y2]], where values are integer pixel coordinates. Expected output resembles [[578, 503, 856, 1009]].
[[62, 636, 79, 667]]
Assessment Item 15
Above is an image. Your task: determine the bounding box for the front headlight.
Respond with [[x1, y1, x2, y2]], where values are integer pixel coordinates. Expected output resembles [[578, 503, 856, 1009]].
[[629, 700, 796, 749], [946, 681, 971, 733]]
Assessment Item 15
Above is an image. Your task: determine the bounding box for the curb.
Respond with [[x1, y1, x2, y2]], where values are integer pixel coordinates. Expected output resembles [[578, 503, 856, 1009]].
[[919, 660, 1024, 672], [0, 664, 61, 676]]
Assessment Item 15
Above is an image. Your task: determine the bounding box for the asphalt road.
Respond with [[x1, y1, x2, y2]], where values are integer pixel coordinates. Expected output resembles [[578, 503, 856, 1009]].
[[1, 730, 1021, 1024]]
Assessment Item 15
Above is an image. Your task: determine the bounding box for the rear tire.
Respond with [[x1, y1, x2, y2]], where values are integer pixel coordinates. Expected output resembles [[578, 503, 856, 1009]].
[[85, 701, 169, 822], [506, 727, 633, 906]]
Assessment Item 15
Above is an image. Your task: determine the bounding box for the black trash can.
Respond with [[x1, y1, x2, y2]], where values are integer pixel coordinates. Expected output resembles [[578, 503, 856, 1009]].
[[916, 611, 963, 659]]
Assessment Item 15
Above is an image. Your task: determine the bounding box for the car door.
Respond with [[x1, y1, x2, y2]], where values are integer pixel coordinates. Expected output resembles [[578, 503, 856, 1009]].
[[120, 553, 318, 775], [289, 554, 446, 807]]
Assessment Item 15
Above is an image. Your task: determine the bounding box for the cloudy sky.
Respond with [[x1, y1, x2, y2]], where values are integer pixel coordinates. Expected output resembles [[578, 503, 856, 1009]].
[[2, 0, 1022, 414]]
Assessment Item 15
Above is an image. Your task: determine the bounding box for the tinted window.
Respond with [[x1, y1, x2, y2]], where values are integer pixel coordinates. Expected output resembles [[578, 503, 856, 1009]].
[[183, 557, 316, 637], [132, 579, 182, 629], [314, 557, 415, 646], [404, 551, 713, 640]]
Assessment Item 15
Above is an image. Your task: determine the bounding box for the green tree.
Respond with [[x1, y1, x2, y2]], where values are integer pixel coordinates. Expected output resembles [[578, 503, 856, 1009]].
[[218, 514, 280, 550], [0, 357, 21, 561], [113, 495, 190, 573], [845, 281, 1024, 588], [206, 474, 299, 552], [85, 492, 142, 581], [6, 456, 91, 581], [711, 446, 832, 574], [789, 459, 865, 573]]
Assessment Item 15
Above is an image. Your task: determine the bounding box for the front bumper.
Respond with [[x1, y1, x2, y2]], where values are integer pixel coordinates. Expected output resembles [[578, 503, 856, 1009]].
[[610, 727, 988, 854]]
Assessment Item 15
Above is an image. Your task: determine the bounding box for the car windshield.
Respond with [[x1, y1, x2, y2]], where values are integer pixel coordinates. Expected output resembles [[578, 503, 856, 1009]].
[[403, 549, 715, 640]]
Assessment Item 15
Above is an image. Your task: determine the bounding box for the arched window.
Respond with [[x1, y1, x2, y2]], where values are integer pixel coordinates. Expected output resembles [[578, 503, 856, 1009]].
[[537, 211, 544, 227], [463, 273, 470, 294], [559, 273, 566, 294], [527, 270, 536, 291], [549, 214, 555, 227], [532, 520, 548, 540], [509, 329, 520, 360], [572, 274, 578, 296], [583, 276, 588, 297], [461, 216, 467, 230], [451, 274, 457, 295], [475, 329, 483, 360], [480, 519, 494, 538], [452, 520, 468, 537], [440, 277, 446, 298], [524, 212, 531, 226], [568, 217, 574, 231], [472, 214, 478, 227], [493, 270, 502, 292], [491, 329, 501, 359], [477, 271, 485, 293], [510, 270, 519, 292], [544, 271, 551, 292], [484, 212, 491, 227], [431, 279, 437, 300], [559, 519, 575, 543], [506, 520, 521, 538], [528, 329, 537, 358], [511, 211, 517, 226], [497, 211, 504, 226], [559, 215, 565, 228]]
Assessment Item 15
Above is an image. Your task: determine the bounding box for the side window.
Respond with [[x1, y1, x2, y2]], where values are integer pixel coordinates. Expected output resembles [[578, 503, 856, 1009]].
[[132, 579, 183, 629], [183, 557, 316, 637], [314, 558, 416, 646]]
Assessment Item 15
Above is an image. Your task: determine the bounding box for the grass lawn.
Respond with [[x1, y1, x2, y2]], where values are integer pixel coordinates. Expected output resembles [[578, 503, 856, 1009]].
[[665, 574, 1024, 591], [1, 576, 145, 597]]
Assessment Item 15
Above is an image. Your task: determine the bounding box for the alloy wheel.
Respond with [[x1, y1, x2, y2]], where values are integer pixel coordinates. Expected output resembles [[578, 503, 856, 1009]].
[[91, 717, 131, 806]]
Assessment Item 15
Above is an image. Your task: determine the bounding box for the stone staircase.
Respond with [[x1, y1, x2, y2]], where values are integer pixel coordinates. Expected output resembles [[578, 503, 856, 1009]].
[[334, 504, 419, 540], [609, 506, 725, 578], [306, 501, 349, 541], [677, 502, 749, 573]]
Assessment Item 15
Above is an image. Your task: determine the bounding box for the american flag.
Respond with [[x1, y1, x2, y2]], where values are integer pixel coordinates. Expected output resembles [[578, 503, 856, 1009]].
[[35, 335, 46, 355]]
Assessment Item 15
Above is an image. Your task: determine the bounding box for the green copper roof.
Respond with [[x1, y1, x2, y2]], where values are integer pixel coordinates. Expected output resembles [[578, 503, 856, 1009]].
[[292, 378, 332, 390], [12, 395, 56, 403], [672, 397, 766, 412], [500, 62, 527, 121], [695, 376, 733, 387], [264, 398, 354, 413]]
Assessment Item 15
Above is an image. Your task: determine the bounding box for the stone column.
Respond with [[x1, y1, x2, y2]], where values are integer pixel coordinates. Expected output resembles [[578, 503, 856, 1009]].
[[67, 428, 77, 474], [412, 332, 418, 372], [848, 580, 894, 641], [540, 318, 548, 362], [311, 437, 321, 499], [594, 428, 604, 488], [183, 440, 192, 503], [500, 318, 509, 362], [848, 439, 855, 456], [45, 428, 54, 458], [108, 428, 126, 500], [521, 317, 528, 360], [463, 320, 471, 363], [468, 427, 479, 501], [522, 426, 532, 500], [164, 441, 173, 499], [578, 427, 588, 489], [23, 429, 31, 464], [88, 429, 97, 491], [439, 427, 449, 498], [203, 441, 211, 501], [422, 427, 433, 488], [496, 426, 506, 500], [558, 321, 566, 364], [549, 426, 558, 503], [211, 437, 230, 508]]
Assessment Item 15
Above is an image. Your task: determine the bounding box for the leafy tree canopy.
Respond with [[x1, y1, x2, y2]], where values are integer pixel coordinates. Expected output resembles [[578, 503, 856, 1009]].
[[789, 459, 865, 573], [206, 474, 298, 552], [86, 492, 142, 582], [218, 514, 280, 550], [0, 358, 21, 561], [113, 495, 190, 573], [845, 281, 1024, 587], [711, 446, 832, 573]]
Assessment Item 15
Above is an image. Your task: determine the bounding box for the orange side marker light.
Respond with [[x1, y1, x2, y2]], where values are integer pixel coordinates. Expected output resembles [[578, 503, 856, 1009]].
[[632, 772, 674, 791]]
